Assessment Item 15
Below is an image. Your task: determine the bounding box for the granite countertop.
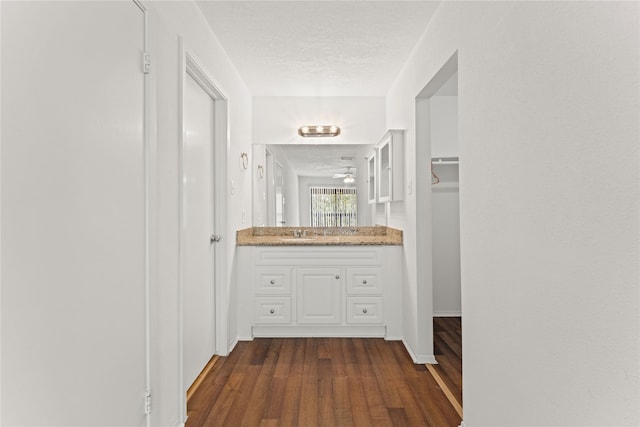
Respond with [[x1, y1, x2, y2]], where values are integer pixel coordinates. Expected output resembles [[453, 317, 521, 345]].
[[236, 226, 403, 246]]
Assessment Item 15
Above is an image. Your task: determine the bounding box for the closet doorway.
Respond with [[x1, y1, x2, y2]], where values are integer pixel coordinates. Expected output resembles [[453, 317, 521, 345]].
[[415, 52, 462, 415]]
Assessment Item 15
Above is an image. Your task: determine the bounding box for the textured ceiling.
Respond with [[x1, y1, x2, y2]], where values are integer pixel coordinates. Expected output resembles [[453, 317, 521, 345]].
[[197, 1, 440, 96], [274, 144, 371, 178]]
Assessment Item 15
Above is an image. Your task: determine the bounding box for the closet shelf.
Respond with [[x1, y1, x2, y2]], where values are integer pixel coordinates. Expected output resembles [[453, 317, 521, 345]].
[[431, 157, 459, 165]]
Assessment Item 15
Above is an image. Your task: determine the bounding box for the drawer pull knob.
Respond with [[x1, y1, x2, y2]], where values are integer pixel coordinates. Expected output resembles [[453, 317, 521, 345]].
[[335, 274, 340, 279], [270, 279, 275, 284], [269, 309, 275, 314], [362, 279, 367, 284], [362, 308, 368, 314]]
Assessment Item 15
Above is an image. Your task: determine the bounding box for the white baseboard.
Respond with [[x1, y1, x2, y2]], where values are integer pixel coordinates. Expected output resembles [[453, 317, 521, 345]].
[[402, 338, 438, 364], [174, 419, 185, 427], [384, 334, 403, 341], [459, 421, 466, 427], [227, 337, 238, 354], [252, 325, 386, 337]]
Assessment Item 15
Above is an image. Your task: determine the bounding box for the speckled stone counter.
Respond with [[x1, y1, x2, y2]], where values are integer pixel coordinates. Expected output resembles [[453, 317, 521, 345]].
[[236, 226, 403, 246]]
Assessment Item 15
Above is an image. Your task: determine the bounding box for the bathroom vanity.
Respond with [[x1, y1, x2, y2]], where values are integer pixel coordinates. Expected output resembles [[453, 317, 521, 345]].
[[236, 227, 403, 340]]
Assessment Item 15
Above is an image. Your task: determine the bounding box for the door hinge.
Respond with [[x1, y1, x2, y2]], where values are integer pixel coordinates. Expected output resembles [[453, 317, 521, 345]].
[[142, 51, 151, 74], [144, 389, 152, 414]]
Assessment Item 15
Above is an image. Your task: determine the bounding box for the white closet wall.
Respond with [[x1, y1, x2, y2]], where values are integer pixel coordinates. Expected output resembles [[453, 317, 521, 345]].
[[431, 91, 460, 316], [432, 164, 461, 316]]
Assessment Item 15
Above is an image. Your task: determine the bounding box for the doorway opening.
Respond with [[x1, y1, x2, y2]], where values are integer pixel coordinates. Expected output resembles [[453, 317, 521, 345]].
[[415, 52, 462, 415], [274, 161, 285, 226], [265, 149, 275, 226]]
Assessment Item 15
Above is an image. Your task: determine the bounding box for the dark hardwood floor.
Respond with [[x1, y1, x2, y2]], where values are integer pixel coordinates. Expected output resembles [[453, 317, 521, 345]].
[[186, 337, 462, 427], [432, 317, 463, 410]]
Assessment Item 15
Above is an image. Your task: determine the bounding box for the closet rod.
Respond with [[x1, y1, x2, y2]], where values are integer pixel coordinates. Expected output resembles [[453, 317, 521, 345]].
[[431, 156, 459, 165]]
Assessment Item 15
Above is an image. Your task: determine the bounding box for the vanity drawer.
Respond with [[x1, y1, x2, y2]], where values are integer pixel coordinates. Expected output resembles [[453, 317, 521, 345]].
[[255, 268, 292, 294], [346, 297, 383, 324], [346, 267, 383, 295], [254, 297, 291, 324]]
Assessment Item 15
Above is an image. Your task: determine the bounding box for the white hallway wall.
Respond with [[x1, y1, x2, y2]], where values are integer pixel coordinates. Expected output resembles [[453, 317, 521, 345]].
[[386, 1, 639, 425], [1, 1, 253, 426], [2, 2, 148, 425]]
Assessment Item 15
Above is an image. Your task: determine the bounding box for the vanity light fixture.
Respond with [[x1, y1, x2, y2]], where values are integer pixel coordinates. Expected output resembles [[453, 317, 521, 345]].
[[298, 125, 341, 137]]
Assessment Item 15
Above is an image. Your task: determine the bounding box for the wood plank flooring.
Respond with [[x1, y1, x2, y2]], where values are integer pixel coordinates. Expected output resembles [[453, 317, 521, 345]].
[[432, 317, 462, 409], [430, 317, 462, 418], [186, 338, 462, 427]]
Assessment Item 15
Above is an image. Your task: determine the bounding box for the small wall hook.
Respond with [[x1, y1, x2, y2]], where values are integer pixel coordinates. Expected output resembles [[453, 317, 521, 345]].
[[257, 165, 264, 179], [240, 152, 248, 170]]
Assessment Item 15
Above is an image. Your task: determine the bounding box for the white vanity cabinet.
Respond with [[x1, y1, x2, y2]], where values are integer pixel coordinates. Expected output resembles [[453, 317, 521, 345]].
[[236, 246, 402, 339]]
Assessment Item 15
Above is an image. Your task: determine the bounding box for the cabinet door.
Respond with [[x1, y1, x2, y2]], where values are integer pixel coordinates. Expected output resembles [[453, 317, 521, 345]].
[[378, 136, 392, 202], [376, 130, 404, 203], [367, 151, 377, 204], [296, 267, 342, 324]]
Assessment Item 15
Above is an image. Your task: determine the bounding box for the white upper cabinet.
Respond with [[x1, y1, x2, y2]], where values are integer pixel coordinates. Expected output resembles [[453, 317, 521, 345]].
[[377, 130, 404, 203], [366, 150, 377, 204]]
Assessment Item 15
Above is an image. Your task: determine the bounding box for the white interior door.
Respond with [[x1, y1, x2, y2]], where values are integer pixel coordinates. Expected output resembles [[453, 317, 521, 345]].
[[183, 73, 216, 391], [1, 2, 147, 425]]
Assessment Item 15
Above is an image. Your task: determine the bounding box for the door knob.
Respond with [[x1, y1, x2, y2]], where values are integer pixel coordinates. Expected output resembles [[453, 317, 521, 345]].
[[210, 234, 222, 243]]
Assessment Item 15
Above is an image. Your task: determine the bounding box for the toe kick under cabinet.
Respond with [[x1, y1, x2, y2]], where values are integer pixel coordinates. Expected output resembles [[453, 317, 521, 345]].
[[237, 246, 402, 339]]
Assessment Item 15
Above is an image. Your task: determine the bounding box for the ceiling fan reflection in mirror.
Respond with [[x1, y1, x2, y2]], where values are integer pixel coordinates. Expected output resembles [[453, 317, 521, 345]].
[[333, 167, 356, 183]]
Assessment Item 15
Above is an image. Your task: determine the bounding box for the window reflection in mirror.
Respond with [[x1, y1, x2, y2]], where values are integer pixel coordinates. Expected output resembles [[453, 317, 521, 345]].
[[253, 144, 375, 227]]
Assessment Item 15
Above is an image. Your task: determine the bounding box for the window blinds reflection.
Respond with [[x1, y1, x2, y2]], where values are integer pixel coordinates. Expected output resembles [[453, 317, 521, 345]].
[[310, 187, 358, 227]]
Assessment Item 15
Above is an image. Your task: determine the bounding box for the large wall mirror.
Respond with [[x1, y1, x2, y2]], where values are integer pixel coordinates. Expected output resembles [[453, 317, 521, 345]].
[[253, 144, 375, 227]]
